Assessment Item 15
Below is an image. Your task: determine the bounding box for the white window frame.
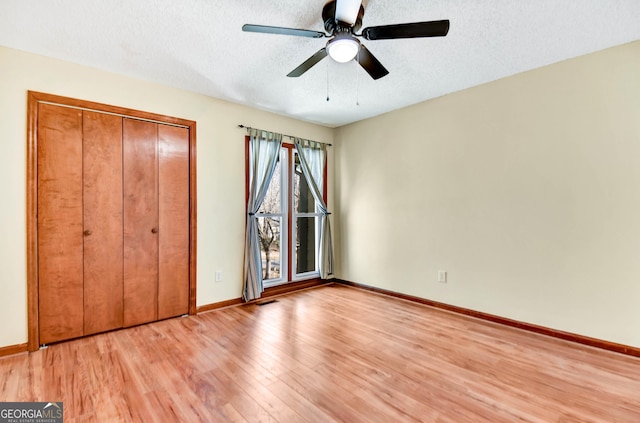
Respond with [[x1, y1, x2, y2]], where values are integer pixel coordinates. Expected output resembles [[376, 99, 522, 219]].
[[291, 149, 321, 281], [260, 148, 288, 288], [255, 146, 324, 287]]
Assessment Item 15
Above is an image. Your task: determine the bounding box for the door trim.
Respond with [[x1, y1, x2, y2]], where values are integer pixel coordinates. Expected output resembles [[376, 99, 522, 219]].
[[27, 91, 198, 351]]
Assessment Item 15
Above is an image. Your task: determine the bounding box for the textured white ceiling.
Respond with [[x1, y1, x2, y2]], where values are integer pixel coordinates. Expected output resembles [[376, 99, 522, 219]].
[[1, 0, 639, 127]]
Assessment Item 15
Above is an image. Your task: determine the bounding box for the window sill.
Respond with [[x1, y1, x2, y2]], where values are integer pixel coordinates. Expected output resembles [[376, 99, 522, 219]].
[[262, 278, 330, 299]]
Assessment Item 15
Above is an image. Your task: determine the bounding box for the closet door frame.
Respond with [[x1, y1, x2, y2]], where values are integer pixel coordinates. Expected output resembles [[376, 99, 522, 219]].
[[27, 91, 198, 352]]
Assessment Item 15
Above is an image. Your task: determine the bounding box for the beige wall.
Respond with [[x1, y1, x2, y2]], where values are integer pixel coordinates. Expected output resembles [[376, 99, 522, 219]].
[[3, 40, 640, 351], [334, 41, 640, 348], [0, 46, 334, 348]]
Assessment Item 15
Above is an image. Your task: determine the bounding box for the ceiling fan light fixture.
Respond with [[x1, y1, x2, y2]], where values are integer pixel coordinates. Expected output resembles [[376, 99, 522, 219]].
[[327, 36, 360, 63]]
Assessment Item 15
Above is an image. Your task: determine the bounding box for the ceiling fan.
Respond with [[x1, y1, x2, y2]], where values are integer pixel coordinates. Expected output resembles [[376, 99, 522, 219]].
[[242, 0, 449, 80]]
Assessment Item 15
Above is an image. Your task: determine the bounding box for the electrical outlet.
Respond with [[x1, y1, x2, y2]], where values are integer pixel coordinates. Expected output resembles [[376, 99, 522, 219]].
[[438, 270, 447, 283], [215, 271, 223, 283]]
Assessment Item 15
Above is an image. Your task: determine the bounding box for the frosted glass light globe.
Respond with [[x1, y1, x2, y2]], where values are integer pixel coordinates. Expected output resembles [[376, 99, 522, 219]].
[[327, 37, 359, 63]]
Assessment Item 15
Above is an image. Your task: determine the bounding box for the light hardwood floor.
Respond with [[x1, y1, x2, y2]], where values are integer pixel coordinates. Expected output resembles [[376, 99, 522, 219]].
[[2, 284, 639, 422]]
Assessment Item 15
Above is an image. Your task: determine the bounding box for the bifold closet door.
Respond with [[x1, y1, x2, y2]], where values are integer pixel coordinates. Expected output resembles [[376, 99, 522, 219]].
[[83, 111, 124, 335], [123, 120, 190, 325], [38, 106, 125, 343], [123, 118, 159, 327], [37, 104, 84, 344]]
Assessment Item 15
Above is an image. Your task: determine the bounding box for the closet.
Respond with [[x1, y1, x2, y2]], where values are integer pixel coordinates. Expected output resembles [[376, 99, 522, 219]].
[[29, 92, 195, 347]]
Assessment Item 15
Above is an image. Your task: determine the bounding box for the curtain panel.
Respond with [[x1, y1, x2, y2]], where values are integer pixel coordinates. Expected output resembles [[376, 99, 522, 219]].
[[294, 138, 334, 279], [242, 129, 283, 301]]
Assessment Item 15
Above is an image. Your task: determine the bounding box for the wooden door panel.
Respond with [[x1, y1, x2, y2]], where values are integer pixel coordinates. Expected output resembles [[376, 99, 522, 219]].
[[158, 125, 190, 319], [123, 119, 158, 327], [37, 104, 84, 344], [83, 111, 124, 335]]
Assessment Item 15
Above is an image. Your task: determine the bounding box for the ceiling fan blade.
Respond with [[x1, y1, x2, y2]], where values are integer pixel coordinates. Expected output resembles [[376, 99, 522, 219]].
[[335, 0, 362, 25], [242, 24, 325, 39], [287, 48, 328, 77], [357, 45, 389, 80], [362, 20, 450, 40]]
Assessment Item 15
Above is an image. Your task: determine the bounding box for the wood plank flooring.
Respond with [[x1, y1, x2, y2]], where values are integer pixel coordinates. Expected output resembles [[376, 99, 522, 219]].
[[1, 284, 639, 422]]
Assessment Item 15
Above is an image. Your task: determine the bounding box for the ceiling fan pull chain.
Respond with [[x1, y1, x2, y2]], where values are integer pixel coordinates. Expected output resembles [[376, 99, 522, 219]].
[[326, 61, 330, 102], [356, 50, 360, 106]]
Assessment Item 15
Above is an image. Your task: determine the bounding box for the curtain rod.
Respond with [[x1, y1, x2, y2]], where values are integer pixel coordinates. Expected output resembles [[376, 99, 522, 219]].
[[238, 124, 332, 146]]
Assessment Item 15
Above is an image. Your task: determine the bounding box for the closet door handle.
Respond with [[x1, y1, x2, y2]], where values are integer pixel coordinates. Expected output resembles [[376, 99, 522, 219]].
[[84, 229, 92, 236], [151, 227, 158, 234]]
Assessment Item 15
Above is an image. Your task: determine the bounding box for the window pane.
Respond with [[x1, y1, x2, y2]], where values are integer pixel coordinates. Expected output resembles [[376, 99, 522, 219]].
[[258, 216, 281, 280], [258, 156, 281, 214], [294, 154, 316, 213], [296, 216, 316, 274]]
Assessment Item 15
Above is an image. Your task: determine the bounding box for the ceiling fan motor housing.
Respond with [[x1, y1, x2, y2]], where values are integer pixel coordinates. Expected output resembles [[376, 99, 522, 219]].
[[323, 0, 364, 34]]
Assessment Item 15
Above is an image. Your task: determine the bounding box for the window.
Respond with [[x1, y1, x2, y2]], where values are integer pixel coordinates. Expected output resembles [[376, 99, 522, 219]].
[[248, 142, 326, 286], [292, 150, 321, 278], [256, 148, 287, 283]]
